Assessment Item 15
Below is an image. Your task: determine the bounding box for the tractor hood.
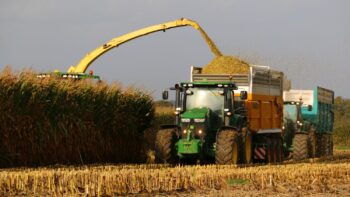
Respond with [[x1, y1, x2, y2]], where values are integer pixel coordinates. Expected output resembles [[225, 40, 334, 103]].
[[180, 107, 209, 119]]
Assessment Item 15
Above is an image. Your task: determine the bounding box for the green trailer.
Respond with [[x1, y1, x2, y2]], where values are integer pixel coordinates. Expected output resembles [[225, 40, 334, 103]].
[[283, 86, 334, 159]]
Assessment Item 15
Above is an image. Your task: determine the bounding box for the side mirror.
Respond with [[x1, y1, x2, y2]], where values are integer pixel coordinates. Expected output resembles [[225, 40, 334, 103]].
[[224, 89, 233, 116], [308, 105, 313, 111], [240, 91, 248, 100], [162, 90, 169, 100]]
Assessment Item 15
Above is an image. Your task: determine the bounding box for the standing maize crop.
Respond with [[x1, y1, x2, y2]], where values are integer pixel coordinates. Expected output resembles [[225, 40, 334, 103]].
[[0, 67, 154, 167]]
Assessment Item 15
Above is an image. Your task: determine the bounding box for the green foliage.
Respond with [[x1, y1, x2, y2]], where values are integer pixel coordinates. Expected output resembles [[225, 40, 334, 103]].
[[227, 178, 249, 186], [333, 96, 350, 146], [0, 67, 154, 167]]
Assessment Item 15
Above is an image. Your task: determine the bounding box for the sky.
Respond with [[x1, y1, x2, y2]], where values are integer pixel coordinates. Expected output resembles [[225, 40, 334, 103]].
[[1, 0, 349, 99]]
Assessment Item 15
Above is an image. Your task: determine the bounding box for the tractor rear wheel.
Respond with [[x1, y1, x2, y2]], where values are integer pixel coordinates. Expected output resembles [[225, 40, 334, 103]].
[[215, 129, 240, 164], [293, 133, 308, 160], [155, 128, 178, 164]]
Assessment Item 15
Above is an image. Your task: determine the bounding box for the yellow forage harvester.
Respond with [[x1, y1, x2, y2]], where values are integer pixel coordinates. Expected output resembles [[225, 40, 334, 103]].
[[202, 55, 250, 74]]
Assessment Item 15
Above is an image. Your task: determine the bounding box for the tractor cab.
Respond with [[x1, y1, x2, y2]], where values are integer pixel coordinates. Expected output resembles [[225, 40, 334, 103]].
[[283, 101, 304, 133]]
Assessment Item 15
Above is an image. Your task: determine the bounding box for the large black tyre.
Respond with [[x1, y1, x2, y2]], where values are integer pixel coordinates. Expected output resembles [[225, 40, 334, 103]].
[[325, 134, 330, 156], [329, 135, 334, 156], [155, 128, 178, 164], [293, 133, 308, 160], [215, 129, 240, 164], [325, 134, 333, 156], [242, 130, 252, 164], [266, 138, 274, 163], [308, 128, 317, 158], [316, 134, 324, 157], [275, 138, 283, 162], [319, 134, 328, 157]]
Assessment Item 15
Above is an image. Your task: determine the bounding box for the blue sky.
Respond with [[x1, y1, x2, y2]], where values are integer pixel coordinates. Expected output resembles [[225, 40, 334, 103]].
[[1, 0, 349, 98]]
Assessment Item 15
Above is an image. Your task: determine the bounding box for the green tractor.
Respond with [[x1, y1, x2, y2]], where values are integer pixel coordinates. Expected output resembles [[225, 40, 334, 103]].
[[155, 81, 251, 164], [282, 100, 314, 160], [283, 87, 334, 160]]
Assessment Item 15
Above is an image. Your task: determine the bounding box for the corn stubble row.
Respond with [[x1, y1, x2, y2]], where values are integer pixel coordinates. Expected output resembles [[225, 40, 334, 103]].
[[0, 67, 154, 167], [0, 161, 349, 196]]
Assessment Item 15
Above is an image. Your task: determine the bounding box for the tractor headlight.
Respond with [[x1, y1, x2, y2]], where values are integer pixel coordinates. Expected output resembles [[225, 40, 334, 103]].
[[183, 129, 187, 134], [198, 129, 203, 135], [194, 118, 205, 123], [181, 118, 190, 123]]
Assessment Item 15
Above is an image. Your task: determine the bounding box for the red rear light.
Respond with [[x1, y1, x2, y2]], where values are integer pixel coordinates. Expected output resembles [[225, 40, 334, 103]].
[[89, 70, 94, 75]]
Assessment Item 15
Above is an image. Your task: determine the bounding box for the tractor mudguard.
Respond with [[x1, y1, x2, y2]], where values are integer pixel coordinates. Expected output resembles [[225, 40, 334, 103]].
[[216, 126, 239, 139], [160, 125, 181, 136], [218, 126, 238, 133]]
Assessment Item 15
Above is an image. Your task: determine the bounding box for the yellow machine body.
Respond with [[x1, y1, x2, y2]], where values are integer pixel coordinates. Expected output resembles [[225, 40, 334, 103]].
[[67, 18, 222, 74]]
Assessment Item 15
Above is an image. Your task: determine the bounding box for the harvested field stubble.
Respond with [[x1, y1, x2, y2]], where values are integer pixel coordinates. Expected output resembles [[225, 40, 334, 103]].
[[202, 55, 250, 74], [1, 151, 350, 196], [0, 67, 154, 167]]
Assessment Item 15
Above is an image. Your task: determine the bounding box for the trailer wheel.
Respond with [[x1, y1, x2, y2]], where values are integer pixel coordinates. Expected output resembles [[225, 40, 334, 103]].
[[319, 134, 328, 157], [316, 134, 324, 157], [325, 134, 333, 156], [215, 129, 240, 164], [266, 138, 276, 163], [329, 135, 333, 156], [293, 133, 308, 160], [275, 138, 283, 162], [155, 128, 178, 164]]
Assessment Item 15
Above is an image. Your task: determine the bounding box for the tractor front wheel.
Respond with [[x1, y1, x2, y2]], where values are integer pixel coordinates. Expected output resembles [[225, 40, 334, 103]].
[[155, 128, 178, 164]]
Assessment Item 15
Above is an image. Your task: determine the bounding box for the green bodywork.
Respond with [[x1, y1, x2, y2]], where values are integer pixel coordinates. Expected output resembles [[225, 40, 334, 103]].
[[180, 108, 208, 119], [37, 72, 100, 80], [177, 139, 201, 155], [177, 108, 209, 158], [181, 81, 235, 86]]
